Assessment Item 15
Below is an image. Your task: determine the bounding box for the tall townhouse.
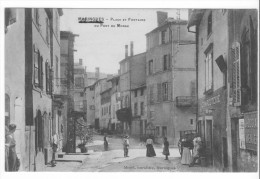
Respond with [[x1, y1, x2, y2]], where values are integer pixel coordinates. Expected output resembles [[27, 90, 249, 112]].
[[5, 8, 27, 171], [188, 9, 258, 172], [117, 44, 132, 134], [5, 8, 63, 171], [100, 79, 112, 130], [129, 51, 147, 139], [74, 59, 86, 114], [146, 12, 196, 145], [93, 78, 107, 129], [109, 75, 121, 133], [60, 31, 78, 153], [85, 84, 95, 126]]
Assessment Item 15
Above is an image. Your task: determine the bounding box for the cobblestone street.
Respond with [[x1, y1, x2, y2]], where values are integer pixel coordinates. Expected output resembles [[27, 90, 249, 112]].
[[44, 135, 217, 172]]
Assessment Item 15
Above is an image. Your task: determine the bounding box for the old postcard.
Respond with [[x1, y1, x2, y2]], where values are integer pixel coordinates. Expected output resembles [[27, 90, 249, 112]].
[[1, 1, 259, 179]]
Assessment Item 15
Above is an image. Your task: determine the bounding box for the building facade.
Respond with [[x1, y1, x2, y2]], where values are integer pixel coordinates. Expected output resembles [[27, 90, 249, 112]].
[[74, 59, 86, 113], [146, 12, 196, 145], [5, 8, 63, 171], [188, 9, 258, 172], [60, 31, 78, 153]]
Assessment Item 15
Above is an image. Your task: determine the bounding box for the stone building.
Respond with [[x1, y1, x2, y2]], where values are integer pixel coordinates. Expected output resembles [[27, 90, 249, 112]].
[[5, 8, 63, 171], [188, 9, 258, 172], [74, 59, 86, 113], [146, 11, 196, 145], [108, 75, 121, 133], [60, 31, 78, 153], [93, 78, 107, 129], [84, 84, 95, 126]]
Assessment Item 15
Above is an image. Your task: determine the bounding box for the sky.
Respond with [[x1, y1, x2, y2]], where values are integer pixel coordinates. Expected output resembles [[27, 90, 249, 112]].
[[60, 9, 188, 74]]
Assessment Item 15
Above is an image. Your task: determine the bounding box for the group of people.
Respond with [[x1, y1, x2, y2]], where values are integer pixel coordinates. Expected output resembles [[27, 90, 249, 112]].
[[5, 123, 19, 171], [103, 134, 170, 160], [181, 135, 202, 167]]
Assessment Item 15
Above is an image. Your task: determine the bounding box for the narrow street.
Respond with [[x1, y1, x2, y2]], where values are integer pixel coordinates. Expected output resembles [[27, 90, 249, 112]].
[[45, 134, 216, 172]]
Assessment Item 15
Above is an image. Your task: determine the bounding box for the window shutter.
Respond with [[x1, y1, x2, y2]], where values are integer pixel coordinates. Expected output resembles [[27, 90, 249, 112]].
[[168, 54, 172, 70], [33, 44, 39, 85], [159, 31, 162, 45], [157, 83, 162, 102], [232, 42, 241, 106], [168, 82, 172, 101], [45, 62, 49, 93], [165, 28, 169, 43]]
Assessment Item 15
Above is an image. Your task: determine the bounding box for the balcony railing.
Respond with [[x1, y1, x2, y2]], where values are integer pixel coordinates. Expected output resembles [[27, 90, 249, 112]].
[[176, 96, 195, 107]]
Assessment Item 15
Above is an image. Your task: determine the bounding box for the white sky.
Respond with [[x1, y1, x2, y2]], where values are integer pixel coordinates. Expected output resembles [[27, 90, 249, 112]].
[[60, 9, 188, 74]]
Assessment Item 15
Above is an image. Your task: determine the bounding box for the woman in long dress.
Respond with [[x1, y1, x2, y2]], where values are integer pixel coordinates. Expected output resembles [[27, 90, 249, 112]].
[[6, 124, 18, 171], [146, 136, 156, 157], [104, 134, 108, 151], [181, 138, 192, 165], [162, 137, 170, 160]]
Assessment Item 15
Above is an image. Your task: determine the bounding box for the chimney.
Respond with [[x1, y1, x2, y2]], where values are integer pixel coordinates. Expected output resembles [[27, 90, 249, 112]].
[[79, 58, 83, 65], [125, 45, 128, 58], [95, 67, 100, 80], [157, 11, 168, 27], [130, 41, 134, 56]]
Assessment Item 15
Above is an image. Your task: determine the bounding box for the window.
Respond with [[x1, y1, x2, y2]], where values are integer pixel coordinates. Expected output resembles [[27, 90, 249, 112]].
[[207, 12, 212, 36], [149, 84, 155, 104], [34, 47, 44, 89], [156, 126, 160, 136], [205, 49, 213, 92], [140, 102, 144, 116], [163, 54, 171, 71], [45, 62, 50, 93], [134, 103, 138, 116], [162, 82, 168, 101], [161, 30, 166, 44], [33, 45, 39, 85], [75, 77, 84, 88], [239, 18, 257, 106], [56, 56, 59, 86], [46, 17, 50, 44], [162, 126, 167, 137], [141, 88, 144, 96], [134, 90, 138, 97], [148, 60, 153, 75], [190, 119, 194, 125], [5, 8, 16, 27], [80, 92, 84, 97]]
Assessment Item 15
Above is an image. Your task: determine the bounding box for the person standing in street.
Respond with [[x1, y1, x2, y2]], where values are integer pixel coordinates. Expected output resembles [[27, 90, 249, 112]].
[[181, 137, 192, 165], [162, 137, 170, 160], [104, 134, 109, 151], [123, 135, 129, 157], [146, 135, 156, 157], [6, 124, 19, 171], [51, 133, 58, 167], [189, 136, 202, 167]]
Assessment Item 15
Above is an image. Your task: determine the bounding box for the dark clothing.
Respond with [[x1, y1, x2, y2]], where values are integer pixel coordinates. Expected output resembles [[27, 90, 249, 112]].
[[51, 143, 57, 166], [8, 146, 17, 171], [163, 141, 170, 156], [104, 137, 108, 151], [146, 144, 156, 157]]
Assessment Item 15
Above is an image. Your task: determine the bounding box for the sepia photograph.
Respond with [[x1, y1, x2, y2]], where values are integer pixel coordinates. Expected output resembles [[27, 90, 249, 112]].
[[1, 0, 259, 177]]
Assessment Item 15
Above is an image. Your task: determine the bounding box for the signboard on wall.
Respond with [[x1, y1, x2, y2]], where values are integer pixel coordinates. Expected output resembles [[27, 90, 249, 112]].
[[239, 119, 246, 149], [244, 111, 257, 151]]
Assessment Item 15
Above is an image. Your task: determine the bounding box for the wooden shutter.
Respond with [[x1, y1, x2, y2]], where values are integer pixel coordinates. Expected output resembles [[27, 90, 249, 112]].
[[159, 31, 162, 45], [157, 83, 162, 102], [45, 62, 49, 93], [33, 44, 39, 85], [168, 54, 172, 70], [168, 82, 172, 101], [232, 42, 241, 106]]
